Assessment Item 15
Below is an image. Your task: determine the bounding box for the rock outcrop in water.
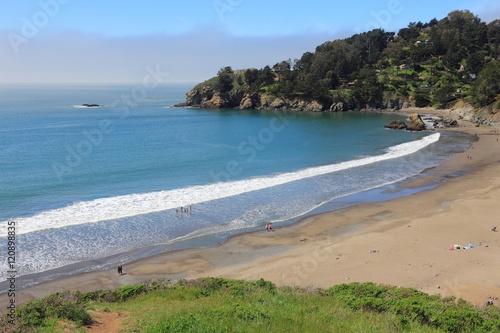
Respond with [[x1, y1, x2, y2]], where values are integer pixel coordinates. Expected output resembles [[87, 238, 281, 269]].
[[385, 114, 426, 132], [407, 113, 426, 131], [384, 120, 407, 130]]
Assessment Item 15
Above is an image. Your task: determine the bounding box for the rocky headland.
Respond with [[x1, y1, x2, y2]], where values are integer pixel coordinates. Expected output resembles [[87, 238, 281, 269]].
[[178, 81, 500, 132], [176, 10, 500, 129], [179, 83, 414, 113]]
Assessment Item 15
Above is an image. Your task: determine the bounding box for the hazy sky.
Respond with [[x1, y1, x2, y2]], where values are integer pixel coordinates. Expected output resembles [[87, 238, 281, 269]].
[[1, 0, 499, 83]]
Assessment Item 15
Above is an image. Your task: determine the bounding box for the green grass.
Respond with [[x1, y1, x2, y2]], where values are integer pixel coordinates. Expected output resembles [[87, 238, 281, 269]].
[[3, 278, 500, 333]]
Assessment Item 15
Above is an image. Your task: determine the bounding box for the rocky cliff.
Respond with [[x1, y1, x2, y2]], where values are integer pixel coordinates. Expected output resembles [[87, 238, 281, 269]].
[[450, 101, 500, 127], [179, 78, 499, 129], [181, 85, 328, 112], [180, 83, 419, 113]]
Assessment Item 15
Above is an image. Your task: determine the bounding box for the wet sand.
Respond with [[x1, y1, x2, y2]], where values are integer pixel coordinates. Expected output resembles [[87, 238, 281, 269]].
[[2, 108, 500, 311]]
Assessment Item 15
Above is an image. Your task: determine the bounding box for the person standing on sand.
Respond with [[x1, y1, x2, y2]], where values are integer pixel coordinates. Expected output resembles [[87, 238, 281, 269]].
[[117, 264, 123, 275], [269, 223, 273, 231]]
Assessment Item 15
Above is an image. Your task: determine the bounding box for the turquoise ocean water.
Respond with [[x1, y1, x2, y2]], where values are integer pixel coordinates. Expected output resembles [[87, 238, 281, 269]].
[[0, 84, 471, 288]]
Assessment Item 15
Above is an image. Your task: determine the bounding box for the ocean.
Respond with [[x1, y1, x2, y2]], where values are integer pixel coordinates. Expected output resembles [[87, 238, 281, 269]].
[[0, 83, 472, 289]]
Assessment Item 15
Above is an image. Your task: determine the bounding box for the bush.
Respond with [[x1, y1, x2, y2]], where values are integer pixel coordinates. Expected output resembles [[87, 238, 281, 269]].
[[435, 306, 483, 333], [16, 300, 44, 327], [16, 292, 92, 330], [325, 282, 493, 332], [114, 284, 147, 301]]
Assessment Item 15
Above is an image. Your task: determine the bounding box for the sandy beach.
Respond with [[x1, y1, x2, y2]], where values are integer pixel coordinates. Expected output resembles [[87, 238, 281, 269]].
[[3, 108, 500, 311]]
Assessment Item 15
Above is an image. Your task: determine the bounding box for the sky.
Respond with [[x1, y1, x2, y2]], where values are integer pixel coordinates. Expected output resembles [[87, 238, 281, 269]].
[[0, 0, 499, 84]]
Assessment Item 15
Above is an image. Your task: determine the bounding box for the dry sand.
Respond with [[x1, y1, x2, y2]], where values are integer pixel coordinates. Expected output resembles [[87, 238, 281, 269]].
[[3, 109, 500, 311]]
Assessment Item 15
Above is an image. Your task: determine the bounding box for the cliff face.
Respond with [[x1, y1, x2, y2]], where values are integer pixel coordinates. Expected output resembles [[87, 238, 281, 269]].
[[182, 82, 417, 113], [184, 86, 243, 109], [181, 80, 499, 128], [450, 102, 500, 127], [183, 86, 328, 112]]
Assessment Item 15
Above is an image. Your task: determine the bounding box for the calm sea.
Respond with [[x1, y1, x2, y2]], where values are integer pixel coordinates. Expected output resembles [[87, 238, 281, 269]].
[[0, 83, 471, 287]]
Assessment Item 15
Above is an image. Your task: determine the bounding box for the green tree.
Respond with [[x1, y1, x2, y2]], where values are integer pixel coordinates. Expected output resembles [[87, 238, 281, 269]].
[[472, 61, 500, 107], [217, 66, 234, 93], [259, 66, 275, 86], [466, 52, 485, 74], [432, 83, 456, 108], [382, 39, 408, 65], [398, 24, 420, 42], [414, 89, 432, 107], [352, 68, 383, 108], [487, 20, 500, 58], [244, 68, 261, 93], [236, 75, 244, 86]]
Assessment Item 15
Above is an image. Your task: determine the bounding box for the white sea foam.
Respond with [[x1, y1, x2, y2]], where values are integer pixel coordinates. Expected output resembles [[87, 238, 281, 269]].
[[0, 133, 440, 236]]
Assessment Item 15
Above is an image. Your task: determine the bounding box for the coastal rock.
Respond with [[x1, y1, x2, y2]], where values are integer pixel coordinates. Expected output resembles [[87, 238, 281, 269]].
[[304, 100, 324, 112], [443, 118, 459, 127], [292, 99, 307, 111], [269, 97, 287, 109], [383, 98, 407, 110], [433, 119, 445, 128], [173, 102, 187, 107], [329, 102, 344, 112], [184, 85, 245, 109], [239, 93, 257, 110], [201, 93, 225, 108], [384, 120, 407, 130], [258, 93, 274, 109], [406, 113, 426, 131], [185, 88, 202, 106]]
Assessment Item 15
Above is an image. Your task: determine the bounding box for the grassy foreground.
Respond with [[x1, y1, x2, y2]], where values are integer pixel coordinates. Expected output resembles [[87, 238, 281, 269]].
[[2, 278, 500, 333]]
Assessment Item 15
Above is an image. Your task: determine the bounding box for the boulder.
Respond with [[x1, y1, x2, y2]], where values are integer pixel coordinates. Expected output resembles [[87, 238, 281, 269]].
[[406, 113, 426, 131], [384, 120, 407, 130], [433, 120, 445, 128], [442, 118, 459, 127]]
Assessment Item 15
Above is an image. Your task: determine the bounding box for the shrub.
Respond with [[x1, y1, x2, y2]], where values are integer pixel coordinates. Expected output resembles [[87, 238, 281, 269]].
[[114, 284, 147, 301], [16, 291, 92, 329]]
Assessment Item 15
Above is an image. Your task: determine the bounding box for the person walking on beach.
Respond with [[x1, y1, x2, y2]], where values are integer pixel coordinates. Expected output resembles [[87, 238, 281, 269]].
[[117, 264, 123, 275], [269, 223, 273, 231], [265, 223, 269, 232]]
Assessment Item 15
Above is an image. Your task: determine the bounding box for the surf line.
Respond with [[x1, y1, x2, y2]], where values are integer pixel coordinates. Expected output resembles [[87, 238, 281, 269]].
[[1, 133, 440, 236]]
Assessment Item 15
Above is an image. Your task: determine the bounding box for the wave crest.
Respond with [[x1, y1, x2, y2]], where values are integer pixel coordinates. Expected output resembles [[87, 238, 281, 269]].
[[0, 133, 440, 236]]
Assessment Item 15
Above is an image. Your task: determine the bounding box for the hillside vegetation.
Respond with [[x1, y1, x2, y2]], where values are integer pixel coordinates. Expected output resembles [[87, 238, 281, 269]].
[[3, 278, 500, 332], [183, 10, 500, 115]]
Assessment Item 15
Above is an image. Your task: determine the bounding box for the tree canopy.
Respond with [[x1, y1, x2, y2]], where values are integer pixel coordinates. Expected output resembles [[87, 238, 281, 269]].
[[210, 10, 500, 109]]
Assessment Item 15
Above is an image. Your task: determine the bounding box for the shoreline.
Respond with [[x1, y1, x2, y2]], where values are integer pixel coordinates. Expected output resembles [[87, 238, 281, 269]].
[[2, 108, 500, 311]]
